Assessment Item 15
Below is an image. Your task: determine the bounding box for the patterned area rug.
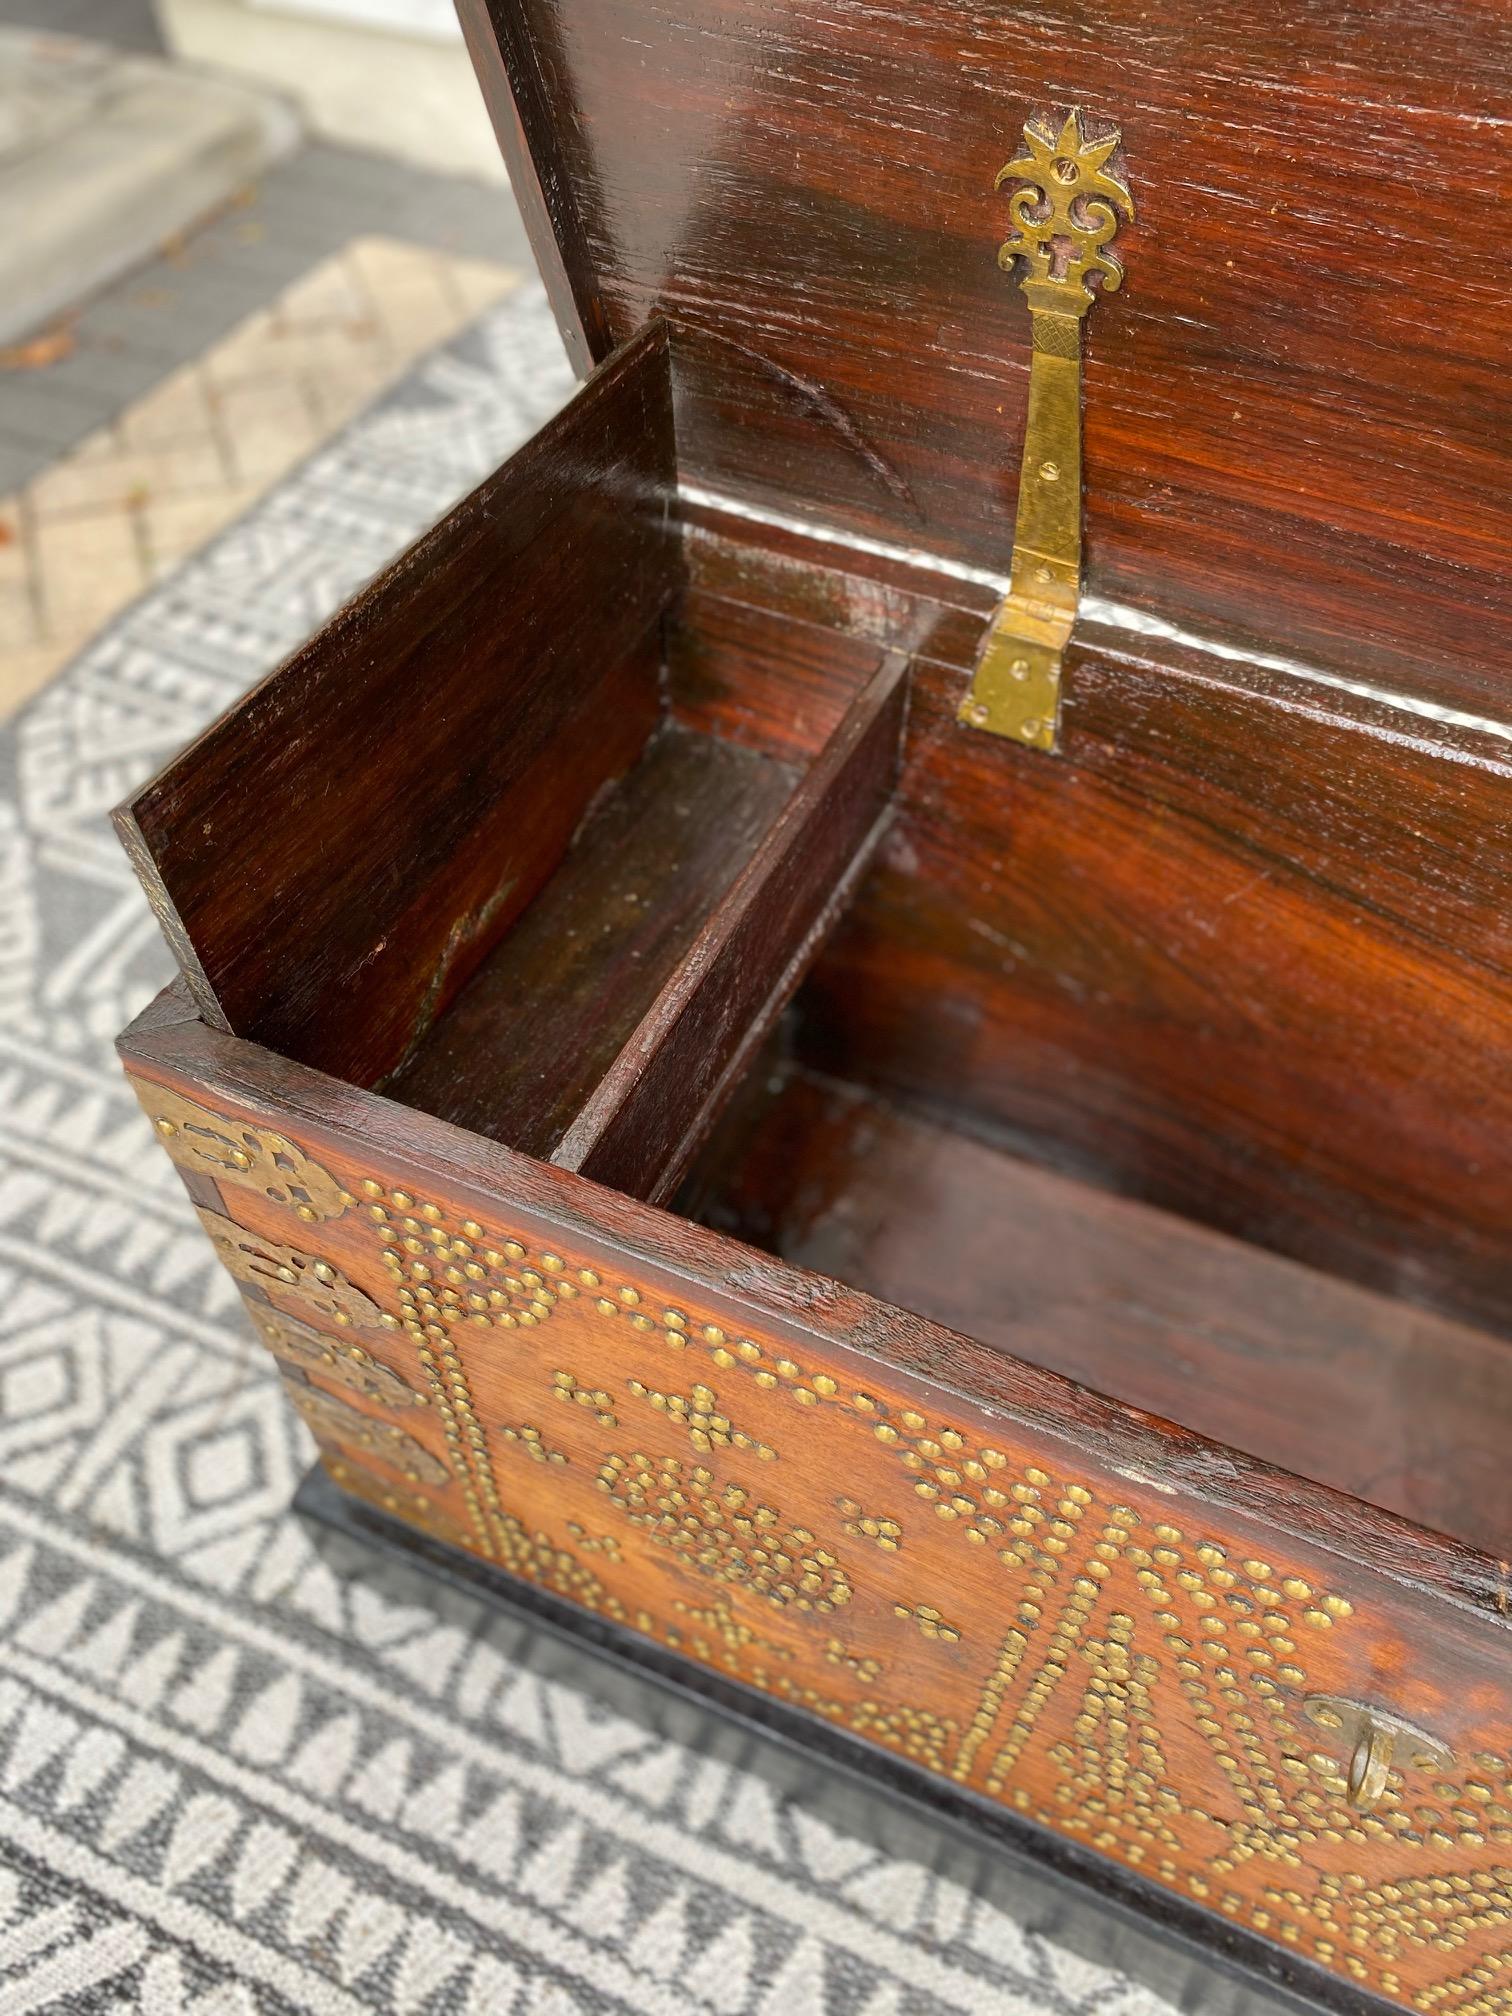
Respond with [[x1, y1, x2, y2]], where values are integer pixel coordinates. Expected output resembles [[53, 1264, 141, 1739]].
[[0, 288, 1184, 2016]]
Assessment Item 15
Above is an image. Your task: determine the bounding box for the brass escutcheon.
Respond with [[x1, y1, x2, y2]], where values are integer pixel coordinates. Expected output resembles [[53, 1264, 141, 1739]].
[[1303, 1695, 1454, 1813]]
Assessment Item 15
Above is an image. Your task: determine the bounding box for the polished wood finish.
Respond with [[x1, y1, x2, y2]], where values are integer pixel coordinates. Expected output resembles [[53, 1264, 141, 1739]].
[[113, 5, 1512, 1995], [667, 581, 880, 763], [120, 1009, 1512, 2016], [560, 649, 907, 1200], [685, 1062, 1512, 1554], [455, 0, 604, 376], [797, 617, 1512, 1337], [386, 643, 910, 1199], [464, 0, 1511, 719], [386, 722, 798, 1156], [118, 998, 1512, 1618], [114, 355, 1512, 1340], [665, 554, 1512, 1336], [117, 322, 679, 1088]]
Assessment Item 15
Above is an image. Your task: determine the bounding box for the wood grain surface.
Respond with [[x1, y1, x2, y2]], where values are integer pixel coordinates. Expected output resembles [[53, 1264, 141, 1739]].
[[119, 1010, 1512, 2016], [664, 560, 1512, 1338], [462, 0, 1512, 717], [685, 1062, 1512, 1555], [559, 649, 908, 1199], [117, 322, 679, 1089], [387, 723, 799, 1155], [111, 0, 1512, 1989]]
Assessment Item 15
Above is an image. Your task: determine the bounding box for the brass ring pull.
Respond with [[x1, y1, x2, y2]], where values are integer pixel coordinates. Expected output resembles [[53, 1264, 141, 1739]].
[[1304, 1695, 1453, 1814], [1346, 1720, 1396, 1812]]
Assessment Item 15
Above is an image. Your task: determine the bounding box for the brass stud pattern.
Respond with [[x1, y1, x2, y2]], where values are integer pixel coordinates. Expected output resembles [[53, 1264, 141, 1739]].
[[850, 1697, 958, 1774], [1043, 1614, 1181, 1862], [565, 1521, 622, 1561], [552, 1369, 618, 1428], [498, 1423, 568, 1466], [596, 1452, 853, 1615], [368, 1194, 562, 1333], [627, 1376, 775, 1461], [826, 1637, 883, 1684], [894, 1602, 962, 1645], [767, 1670, 959, 1775], [837, 1497, 904, 1552], [672, 1594, 793, 1674], [147, 1105, 1512, 2016], [386, 1236, 499, 1560]]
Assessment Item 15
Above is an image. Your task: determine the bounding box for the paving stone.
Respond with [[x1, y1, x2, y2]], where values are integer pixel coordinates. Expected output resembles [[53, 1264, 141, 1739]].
[[0, 371, 114, 453], [0, 236, 519, 720], [0, 440, 39, 492], [0, 136, 531, 486]]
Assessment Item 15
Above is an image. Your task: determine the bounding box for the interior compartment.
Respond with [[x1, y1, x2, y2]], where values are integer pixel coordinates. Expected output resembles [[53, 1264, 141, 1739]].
[[383, 723, 799, 1161], [117, 319, 1512, 1562], [677, 1054, 1512, 1559], [386, 644, 907, 1199], [116, 318, 907, 1208]]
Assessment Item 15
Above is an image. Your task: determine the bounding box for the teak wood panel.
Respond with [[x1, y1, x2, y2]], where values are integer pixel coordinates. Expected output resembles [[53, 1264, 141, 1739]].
[[669, 564, 1512, 1338], [461, 0, 1512, 716], [116, 322, 679, 1090], [121, 1006, 1512, 2016]]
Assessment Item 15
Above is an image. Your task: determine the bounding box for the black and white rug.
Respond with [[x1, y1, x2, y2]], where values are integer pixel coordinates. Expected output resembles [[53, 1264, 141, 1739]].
[[0, 287, 1184, 2016]]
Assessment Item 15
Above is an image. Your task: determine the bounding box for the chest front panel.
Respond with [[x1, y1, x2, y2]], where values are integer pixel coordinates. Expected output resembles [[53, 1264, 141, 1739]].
[[127, 1064, 1512, 2016]]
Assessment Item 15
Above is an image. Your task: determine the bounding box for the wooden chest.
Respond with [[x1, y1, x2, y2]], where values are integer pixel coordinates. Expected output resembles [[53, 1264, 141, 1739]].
[[115, 3, 1512, 2010]]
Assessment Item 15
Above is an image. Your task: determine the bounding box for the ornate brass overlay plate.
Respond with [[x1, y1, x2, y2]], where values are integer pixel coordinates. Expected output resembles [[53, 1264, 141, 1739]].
[[134, 1081, 351, 1222], [194, 1206, 384, 1330], [247, 1300, 422, 1408], [283, 1380, 449, 1488]]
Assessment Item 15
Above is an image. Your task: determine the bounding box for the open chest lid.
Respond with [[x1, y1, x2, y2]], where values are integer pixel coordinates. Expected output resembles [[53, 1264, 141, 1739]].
[[458, 0, 1510, 720]]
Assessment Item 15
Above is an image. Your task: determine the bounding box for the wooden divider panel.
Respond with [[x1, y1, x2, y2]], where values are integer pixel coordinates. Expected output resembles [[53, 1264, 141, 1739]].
[[556, 650, 910, 1200], [666, 549, 1512, 1338], [116, 321, 680, 1090]]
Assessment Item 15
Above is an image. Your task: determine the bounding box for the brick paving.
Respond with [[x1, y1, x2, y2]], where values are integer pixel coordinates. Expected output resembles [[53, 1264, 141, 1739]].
[[0, 237, 518, 716]]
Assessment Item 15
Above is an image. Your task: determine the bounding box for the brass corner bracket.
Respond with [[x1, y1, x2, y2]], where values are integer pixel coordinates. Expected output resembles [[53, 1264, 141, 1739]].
[[960, 109, 1133, 751]]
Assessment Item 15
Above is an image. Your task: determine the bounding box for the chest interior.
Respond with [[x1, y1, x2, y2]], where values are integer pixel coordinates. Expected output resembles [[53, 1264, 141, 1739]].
[[117, 322, 1512, 1567]]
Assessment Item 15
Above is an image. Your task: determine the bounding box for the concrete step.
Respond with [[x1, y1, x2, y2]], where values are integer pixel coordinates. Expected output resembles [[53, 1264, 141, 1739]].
[[0, 29, 300, 345]]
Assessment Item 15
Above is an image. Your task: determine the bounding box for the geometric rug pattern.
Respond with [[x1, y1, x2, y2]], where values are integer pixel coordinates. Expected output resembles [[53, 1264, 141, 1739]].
[[0, 287, 1176, 2016]]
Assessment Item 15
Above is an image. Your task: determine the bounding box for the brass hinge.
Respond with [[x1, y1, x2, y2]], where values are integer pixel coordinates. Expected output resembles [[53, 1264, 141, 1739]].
[[960, 110, 1134, 752]]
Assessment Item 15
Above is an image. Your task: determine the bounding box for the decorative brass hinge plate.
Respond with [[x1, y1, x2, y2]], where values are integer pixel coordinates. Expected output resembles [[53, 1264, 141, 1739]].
[[960, 109, 1133, 751], [133, 1081, 353, 1223], [284, 1378, 451, 1488]]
